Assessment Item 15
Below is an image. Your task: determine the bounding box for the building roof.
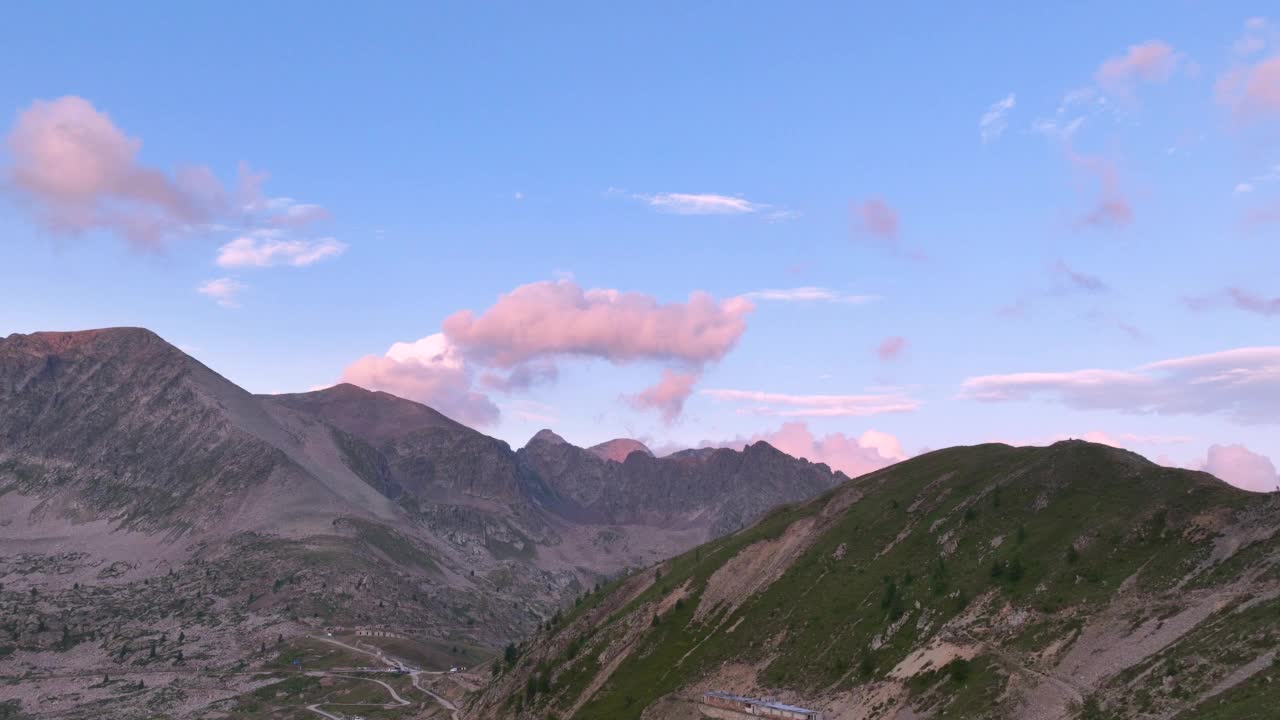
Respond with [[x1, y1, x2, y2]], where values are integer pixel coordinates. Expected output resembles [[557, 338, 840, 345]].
[[703, 691, 821, 714]]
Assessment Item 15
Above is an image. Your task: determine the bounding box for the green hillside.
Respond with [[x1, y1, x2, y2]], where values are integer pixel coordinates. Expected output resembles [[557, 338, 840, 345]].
[[469, 440, 1280, 720]]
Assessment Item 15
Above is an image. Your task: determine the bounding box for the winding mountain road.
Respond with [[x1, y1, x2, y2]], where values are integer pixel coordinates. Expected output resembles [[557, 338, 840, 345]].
[[302, 671, 411, 719], [309, 635, 461, 720]]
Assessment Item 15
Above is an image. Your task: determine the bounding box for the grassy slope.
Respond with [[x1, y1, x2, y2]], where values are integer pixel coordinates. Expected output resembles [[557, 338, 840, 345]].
[[482, 441, 1279, 720]]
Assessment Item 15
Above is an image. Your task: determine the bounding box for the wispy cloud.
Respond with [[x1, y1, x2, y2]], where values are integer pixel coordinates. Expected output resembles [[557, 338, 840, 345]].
[[1001, 259, 1113, 321], [1070, 152, 1133, 229], [1233, 17, 1273, 58], [701, 387, 920, 417], [979, 93, 1016, 143], [1184, 287, 1280, 317], [1095, 41, 1179, 96], [960, 346, 1280, 424], [616, 189, 794, 220], [1051, 259, 1109, 293], [742, 287, 879, 304], [1232, 163, 1280, 195], [639, 192, 762, 215], [1030, 89, 1096, 142], [216, 233, 347, 268], [197, 277, 246, 308]]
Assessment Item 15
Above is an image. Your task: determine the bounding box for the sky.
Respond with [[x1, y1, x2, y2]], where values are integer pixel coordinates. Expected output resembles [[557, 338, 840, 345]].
[[1, 2, 1278, 492]]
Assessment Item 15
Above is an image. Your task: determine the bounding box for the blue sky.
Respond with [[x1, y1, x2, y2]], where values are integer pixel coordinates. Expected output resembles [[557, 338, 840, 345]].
[[2, 3, 1278, 490]]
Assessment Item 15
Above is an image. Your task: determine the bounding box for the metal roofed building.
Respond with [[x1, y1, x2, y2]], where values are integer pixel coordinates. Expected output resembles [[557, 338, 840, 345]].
[[701, 691, 824, 720]]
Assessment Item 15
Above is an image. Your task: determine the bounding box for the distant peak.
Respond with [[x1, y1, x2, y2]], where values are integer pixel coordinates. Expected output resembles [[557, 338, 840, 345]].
[[589, 438, 654, 463], [317, 382, 374, 397], [3, 327, 166, 354], [528, 429, 568, 446]]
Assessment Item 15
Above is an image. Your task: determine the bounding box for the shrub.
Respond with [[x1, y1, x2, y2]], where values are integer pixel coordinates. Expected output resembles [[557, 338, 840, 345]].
[[944, 657, 971, 683]]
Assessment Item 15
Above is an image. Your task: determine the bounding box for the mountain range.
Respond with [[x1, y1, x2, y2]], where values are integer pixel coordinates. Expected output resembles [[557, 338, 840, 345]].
[[4, 327, 1279, 720], [0, 327, 849, 718]]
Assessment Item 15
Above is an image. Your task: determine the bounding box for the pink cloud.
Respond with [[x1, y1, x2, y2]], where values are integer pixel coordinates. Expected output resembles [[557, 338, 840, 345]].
[[877, 336, 907, 361], [701, 387, 920, 417], [442, 279, 752, 369], [4, 97, 333, 256], [1069, 153, 1133, 229], [961, 346, 1280, 424], [1202, 444, 1279, 492], [852, 197, 898, 240], [340, 279, 753, 424], [196, 277, 246, 308], [338, 333, 499, 426], [627, 369, 700, 424], [5, 96, 226, 249], [850, 197, 927, 259], [1095, 41, 1178, 95], [1217, 55, 1280, 121], [743, 422, 906, 478]]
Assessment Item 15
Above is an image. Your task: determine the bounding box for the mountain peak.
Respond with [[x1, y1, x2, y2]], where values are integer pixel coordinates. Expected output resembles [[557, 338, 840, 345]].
[[528, 428, 568, 446], [2, 327, 165, 354], [588, 438, 654, 463]]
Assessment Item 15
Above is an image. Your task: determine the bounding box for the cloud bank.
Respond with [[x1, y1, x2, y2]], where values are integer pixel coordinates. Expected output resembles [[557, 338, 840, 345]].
[[961, 346, 1280, 424]]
